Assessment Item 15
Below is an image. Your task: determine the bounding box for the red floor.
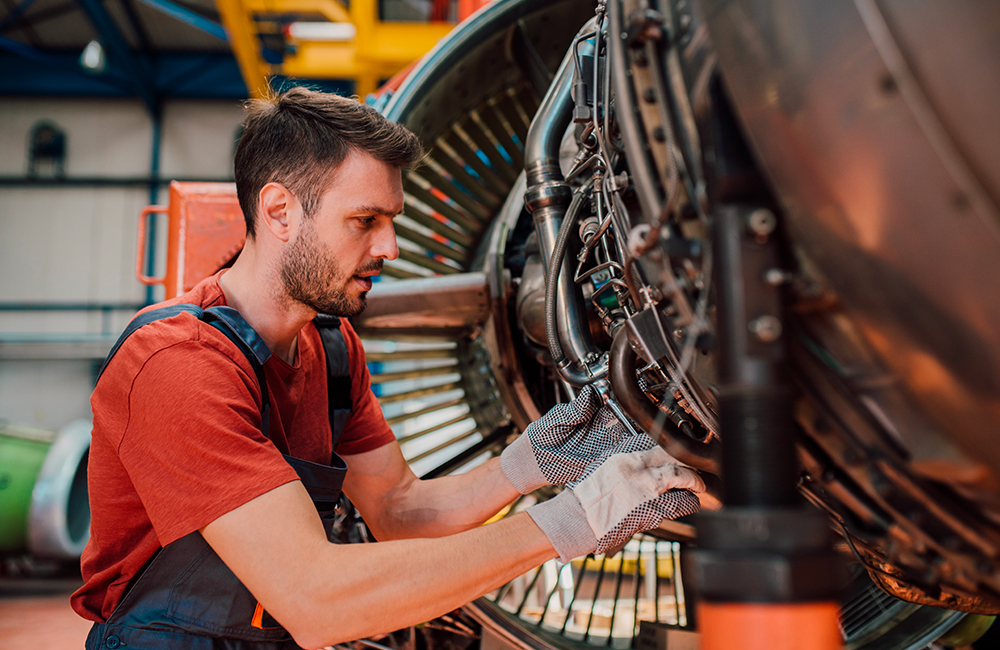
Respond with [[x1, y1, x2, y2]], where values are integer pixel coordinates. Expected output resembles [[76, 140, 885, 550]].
[[0, 576, 92, 649]]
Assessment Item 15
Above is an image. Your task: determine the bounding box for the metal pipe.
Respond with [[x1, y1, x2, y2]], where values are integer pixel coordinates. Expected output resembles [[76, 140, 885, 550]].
[[0, 302, 142, 311], [0, 176, 233, 187], [524, 20, 607, 386], [142, 113, 163, 305], [542, 183, 608, 385], [609, 327, 721, 475]]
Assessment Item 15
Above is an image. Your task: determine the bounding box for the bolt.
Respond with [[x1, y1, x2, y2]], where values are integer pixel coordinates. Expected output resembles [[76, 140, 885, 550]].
[[746, 208, 778, 238], [643, 87, 657, 103], [652, 126, 666, 142], [748, 315, 782, 343]]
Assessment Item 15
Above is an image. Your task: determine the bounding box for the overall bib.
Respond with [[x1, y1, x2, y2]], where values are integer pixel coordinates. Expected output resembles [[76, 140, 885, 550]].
[[86, 305, 353, 650]]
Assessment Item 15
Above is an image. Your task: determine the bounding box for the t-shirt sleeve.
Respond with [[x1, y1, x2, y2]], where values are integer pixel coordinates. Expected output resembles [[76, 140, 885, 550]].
[[118, 338, 299, 546], [336, 320, 397, 456]]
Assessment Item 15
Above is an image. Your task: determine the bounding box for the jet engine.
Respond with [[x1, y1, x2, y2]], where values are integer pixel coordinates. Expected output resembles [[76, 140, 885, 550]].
[[347, 0, 1000, 647]]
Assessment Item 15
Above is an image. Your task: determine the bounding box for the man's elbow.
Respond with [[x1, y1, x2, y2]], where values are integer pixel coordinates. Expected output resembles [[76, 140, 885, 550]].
[[274, 573, 382, 649], [279, 599, 350, 650]]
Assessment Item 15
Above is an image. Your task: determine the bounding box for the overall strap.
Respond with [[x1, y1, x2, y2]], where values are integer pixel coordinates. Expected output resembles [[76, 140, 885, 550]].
[[98, 304, 274, 438], [314, 314, 353, 451]]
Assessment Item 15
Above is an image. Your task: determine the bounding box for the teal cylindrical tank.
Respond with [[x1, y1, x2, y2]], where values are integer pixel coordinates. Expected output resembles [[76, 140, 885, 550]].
[[0, 423, 55, 553]]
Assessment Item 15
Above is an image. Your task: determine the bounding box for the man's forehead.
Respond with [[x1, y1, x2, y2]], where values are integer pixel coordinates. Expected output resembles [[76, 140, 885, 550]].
[[348, 202, 403, 217], [322, 150, 405, 211]]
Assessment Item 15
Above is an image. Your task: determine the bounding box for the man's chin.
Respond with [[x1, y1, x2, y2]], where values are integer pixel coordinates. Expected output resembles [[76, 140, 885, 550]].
[[298, 290, 363, 317], [316, 294, 367, 318], [345, 293, 368, 317]]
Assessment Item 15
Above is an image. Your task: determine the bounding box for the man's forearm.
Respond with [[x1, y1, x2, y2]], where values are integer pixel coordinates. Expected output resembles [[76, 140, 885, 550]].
[[305, 513, 553, 647], [368, 456, 522, 540], [340, 443, 524, 541], [202, 482, 554, 650]]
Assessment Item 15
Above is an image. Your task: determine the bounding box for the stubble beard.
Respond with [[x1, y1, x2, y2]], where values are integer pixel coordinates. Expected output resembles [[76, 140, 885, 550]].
[[279, 223, 380, 317]]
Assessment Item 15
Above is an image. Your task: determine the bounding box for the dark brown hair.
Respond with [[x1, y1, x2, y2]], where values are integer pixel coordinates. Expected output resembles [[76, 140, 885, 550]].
[[234, 87, 424, 238]]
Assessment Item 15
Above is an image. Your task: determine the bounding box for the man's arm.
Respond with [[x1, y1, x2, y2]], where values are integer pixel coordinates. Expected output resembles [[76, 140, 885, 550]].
[[200, 480, 554, 650], [340, 442, 519, 540]]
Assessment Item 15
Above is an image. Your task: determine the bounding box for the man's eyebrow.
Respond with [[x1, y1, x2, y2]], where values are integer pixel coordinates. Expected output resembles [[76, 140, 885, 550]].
[[352, 204, 400, 217]]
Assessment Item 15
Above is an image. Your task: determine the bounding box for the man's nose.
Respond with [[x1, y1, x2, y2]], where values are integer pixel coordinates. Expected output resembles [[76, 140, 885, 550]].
[[372, 220, 399, 261]]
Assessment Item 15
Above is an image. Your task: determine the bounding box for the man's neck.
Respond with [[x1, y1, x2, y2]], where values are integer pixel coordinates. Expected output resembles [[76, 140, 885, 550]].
[[219, 246, 315, 364]]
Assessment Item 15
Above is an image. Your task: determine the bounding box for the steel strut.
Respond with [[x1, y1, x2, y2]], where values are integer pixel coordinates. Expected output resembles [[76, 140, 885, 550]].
[[688, 204, 845, 650]]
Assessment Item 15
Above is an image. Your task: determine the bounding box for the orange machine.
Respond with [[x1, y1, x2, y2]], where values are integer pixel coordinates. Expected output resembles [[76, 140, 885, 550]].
[[136, 182, 245, 300]]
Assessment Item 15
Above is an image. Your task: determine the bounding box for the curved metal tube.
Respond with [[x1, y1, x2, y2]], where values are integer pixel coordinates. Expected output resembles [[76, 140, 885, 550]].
[[28, 418, 91, 558], [543, 183, 607, 387], [610, 327, 722, 475], [524, 21, 606, 386]]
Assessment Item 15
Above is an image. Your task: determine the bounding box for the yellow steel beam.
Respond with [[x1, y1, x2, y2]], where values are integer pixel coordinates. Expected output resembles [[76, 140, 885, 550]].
[[283, 22, 451, 73], [216, 0, 271, 98], [215, 0, 454, 98], [242, 0, 350, 26], [362, 21, 452, 63]]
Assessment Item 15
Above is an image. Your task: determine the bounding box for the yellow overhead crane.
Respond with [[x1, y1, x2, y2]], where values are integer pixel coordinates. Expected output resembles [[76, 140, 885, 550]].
[[215, 0, 469, 98]]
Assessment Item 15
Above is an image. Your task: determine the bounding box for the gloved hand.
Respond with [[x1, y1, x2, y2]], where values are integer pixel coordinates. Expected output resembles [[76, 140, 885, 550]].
[[525, 438, 704, 562], [500, 385, 633, 494]]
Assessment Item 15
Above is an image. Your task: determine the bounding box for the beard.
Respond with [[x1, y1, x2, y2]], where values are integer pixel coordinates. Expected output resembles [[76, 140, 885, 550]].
[[279, 223, 381, 317]]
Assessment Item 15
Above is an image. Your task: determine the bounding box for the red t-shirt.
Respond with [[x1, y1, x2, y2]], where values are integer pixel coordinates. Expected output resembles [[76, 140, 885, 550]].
[[71, 271, 395, 622]]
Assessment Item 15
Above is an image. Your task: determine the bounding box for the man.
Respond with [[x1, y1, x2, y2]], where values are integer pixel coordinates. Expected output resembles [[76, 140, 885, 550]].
[[73, 87, 705, 650]]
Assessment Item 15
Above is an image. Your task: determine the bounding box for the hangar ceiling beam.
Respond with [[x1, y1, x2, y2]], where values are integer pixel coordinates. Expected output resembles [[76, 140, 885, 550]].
[[118, 0, 154, 52], [136, 0, 228, 41], [76, 0, 160, 115], [0, 0, 41, 34]]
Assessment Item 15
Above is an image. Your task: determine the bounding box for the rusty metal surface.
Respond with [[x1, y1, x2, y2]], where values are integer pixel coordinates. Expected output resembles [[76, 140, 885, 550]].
[[351, 272, 491, 336], [698, 0, 1000, 480], [139, 182, 244, 300]]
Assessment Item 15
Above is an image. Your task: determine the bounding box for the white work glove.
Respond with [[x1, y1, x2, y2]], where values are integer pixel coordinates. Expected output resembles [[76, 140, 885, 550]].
[[525, 434, 704, 562], [500, 385, 633, 494]]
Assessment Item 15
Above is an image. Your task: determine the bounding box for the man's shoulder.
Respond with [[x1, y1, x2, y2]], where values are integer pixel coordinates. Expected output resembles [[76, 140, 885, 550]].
[[137, 272, 227, 316], [102, 273, 250, 383]]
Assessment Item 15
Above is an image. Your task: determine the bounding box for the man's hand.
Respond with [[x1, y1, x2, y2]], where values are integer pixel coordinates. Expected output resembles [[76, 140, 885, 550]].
[[500, 385, 634, 494], [524, 438, 704, 561]]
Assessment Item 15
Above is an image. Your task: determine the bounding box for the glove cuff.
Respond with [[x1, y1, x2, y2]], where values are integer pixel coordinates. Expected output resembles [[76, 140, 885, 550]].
[[526, 490, 597, 563], [500, 434, 548, 494]]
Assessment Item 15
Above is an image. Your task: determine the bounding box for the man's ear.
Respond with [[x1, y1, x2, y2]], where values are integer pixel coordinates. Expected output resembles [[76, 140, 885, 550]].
[[257, 183, 299, 242]]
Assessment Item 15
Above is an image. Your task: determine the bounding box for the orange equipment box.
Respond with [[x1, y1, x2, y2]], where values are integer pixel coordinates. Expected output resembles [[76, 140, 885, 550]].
[[137, 182, 245, 300]]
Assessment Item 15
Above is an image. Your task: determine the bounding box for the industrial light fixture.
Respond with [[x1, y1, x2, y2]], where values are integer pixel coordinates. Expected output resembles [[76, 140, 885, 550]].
[[285, 22, 357, 41], [79, 40, 106, 73]]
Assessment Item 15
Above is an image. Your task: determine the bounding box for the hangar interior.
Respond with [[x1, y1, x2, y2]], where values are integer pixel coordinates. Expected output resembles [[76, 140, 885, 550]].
[[2, 0, 1000, 649]]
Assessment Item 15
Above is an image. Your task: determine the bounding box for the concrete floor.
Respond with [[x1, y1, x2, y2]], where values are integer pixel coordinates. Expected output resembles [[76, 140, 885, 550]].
[[0, 575, 92, 649]]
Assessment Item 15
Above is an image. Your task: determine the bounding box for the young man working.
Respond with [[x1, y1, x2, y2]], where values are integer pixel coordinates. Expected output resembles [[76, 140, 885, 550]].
[[73, 87, 706, 650]]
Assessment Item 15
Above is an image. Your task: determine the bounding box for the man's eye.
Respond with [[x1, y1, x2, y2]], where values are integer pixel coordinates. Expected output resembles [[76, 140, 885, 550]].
[[359, 217, 376, 226]]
